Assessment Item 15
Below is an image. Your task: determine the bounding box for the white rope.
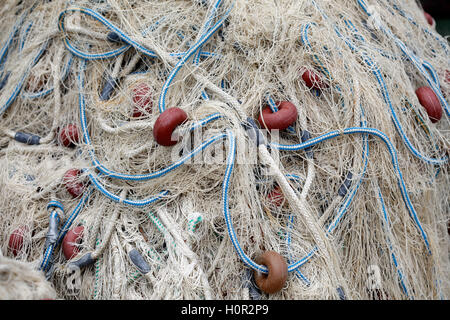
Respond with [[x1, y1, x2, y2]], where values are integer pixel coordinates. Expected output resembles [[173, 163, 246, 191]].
[[156, 206, 214, 300]]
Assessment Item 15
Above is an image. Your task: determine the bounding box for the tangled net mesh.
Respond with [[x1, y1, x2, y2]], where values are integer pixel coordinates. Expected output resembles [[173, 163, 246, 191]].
[[0, 0, 448, 300]]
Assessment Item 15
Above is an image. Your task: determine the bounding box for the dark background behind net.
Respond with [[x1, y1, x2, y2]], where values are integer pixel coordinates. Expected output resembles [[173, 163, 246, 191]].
[[420, 0, 450, 36]]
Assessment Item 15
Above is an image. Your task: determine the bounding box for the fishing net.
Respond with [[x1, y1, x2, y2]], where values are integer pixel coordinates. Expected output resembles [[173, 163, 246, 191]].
[[0, 0, 448, 300]]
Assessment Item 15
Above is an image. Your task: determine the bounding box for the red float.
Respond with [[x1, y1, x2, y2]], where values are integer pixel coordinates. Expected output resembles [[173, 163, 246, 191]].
[[59, 124, 80, 147], [63, 169, 85, 198], [267, 186, 284, 207], [415, 86, 442, 123], [424, 12, 435, 27], [153, 107, 188, 146], [301, 69, 328, 90], [258, 101, 298, 130], [8, 226, 28, 257], [62, 225, 84, 260], [132, 83, 153, 117], [254, 251, 288, 294]]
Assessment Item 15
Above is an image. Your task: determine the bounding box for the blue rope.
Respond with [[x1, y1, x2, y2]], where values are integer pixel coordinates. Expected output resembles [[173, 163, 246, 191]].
[[19, 21, 34, 53], [57, 7, 223, 62], [355, 0, 449, 118], [158, 5, 232, 113], [342, 18, 398, 60], [85, 170, 169, 207], [56, 187, 93, 245], [308, 0, 447, 166], [385, 0, 449, 56], [21, 54, 74, 100], [0, 8, 30, 71], [270, 126, 433, 258], [286, 214, 311, 285], [376, 184, 410, 298], [0, 40, 48, 116], [46, 200, 64, 213], [39, 190, 91, 272], [0, 3, 49, 115], [195, 0, 224, 100], [77, 59, 225, 182], [39, 244, 55, 272], [193, 0, 224, 65]]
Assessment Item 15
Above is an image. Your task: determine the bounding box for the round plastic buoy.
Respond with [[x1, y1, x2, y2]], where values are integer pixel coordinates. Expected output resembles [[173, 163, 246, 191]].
[[301, 69, 328, 90], [415, 86, 442, 123], [59, 124, 80, 148], [132, 83, 153, 117], [8, 226, 28, 257], [153, 107, 188, 146], [254, 251, 288, 294], [62, 225, 84, 260], [63, 169, 85, 198], [424, 12, 435, 27], [258, 101, 298, 130]]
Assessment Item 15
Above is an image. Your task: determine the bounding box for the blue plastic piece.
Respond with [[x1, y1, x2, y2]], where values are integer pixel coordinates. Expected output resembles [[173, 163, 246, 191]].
[[14, 131, 40, 145], [100, 74, 117, 101], [69, 252, 96, 269], [107, 31, 123, 43], [337, 286, 346, 300], [129, 249, 151, 274], [338, 171, 353, 197], [243, 118, 266, 147]]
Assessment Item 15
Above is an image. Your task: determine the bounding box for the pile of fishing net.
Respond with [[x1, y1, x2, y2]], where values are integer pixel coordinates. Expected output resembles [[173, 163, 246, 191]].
[[0, 0, 448, 300]]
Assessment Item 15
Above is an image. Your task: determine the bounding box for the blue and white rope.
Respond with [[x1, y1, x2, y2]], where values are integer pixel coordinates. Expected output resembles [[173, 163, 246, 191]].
[[0, 40, 49, 116], [21, 54, 74, 100], [270, 126, 433, 256], [57, 7, 222, 62], [356, 0, 449, 117], [309, 0, 447, 166], [158, 4, 232, 113], [39, 200, 65, 272], [78, 59, 226, 181], [85, 170, 169, 207], [376, 184, 411, 298]]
